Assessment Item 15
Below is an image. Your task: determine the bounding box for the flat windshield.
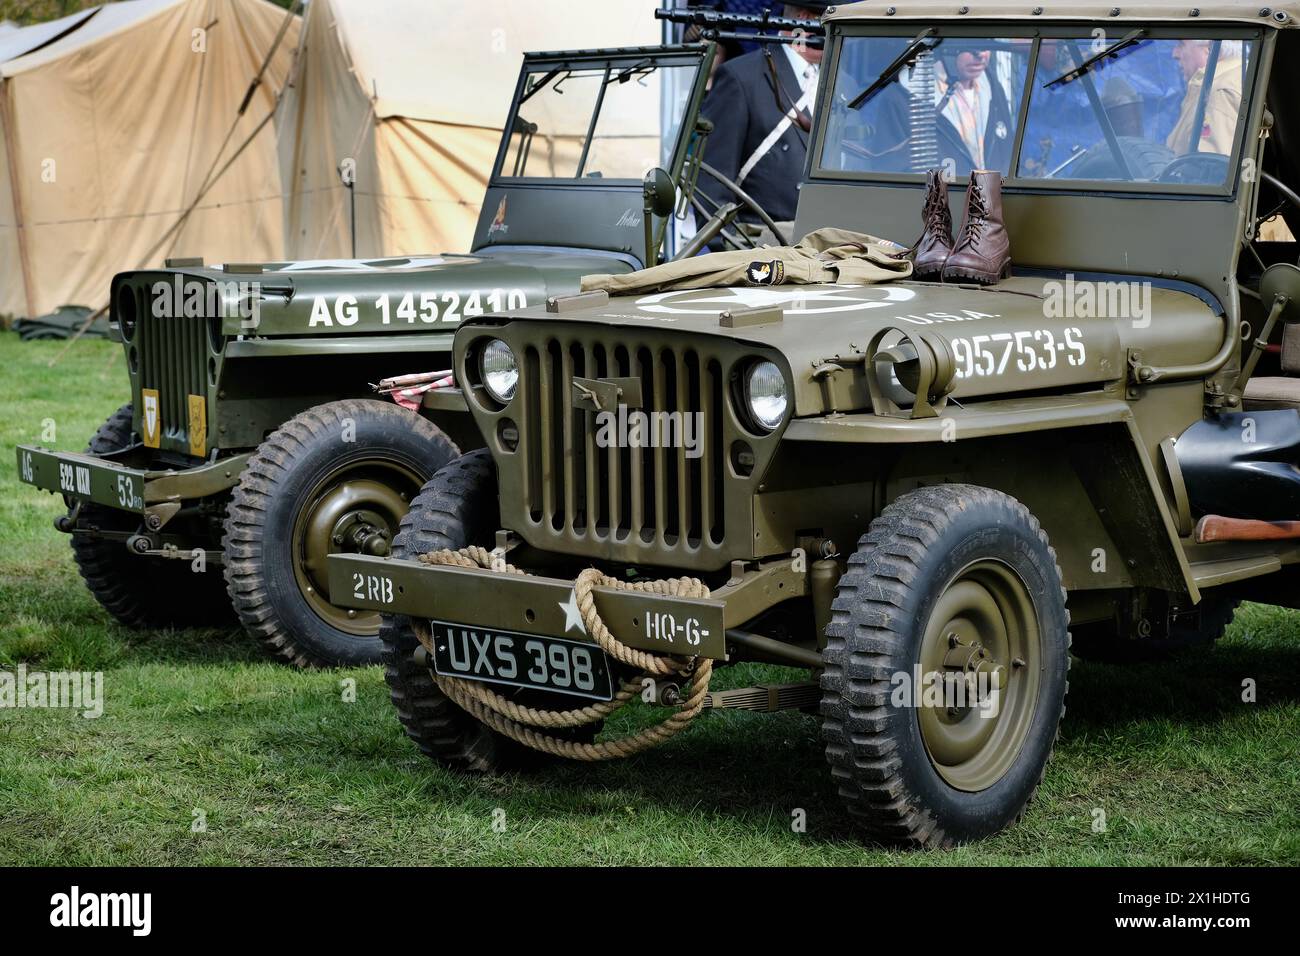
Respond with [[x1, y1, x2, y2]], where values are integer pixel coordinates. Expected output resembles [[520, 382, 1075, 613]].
[[1020, 38, 1252, 184], [820, 32, 1255, 189], [501, 57, 700, 181], [823, 36, 1033, 178]]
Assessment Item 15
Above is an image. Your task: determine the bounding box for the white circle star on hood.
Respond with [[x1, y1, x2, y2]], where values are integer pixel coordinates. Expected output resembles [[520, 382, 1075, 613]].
[[636, 285, 916, 315]]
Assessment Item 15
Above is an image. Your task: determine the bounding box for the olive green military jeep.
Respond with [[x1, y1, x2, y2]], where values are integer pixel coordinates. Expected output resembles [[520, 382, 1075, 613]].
[[14, 16, 803, 668], [323, 1, 1300, 845]]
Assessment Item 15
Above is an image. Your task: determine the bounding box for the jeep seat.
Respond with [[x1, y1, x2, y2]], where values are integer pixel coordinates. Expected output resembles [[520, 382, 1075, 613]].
[[1244, 324, 1300, 410]]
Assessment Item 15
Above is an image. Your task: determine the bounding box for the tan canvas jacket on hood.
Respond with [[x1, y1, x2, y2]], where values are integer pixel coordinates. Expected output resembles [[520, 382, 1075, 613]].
[[580, 227, 913, 295]]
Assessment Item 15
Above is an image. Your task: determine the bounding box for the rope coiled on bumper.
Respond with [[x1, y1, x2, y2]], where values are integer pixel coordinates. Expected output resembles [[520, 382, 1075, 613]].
[[413, 546, 712, 761]]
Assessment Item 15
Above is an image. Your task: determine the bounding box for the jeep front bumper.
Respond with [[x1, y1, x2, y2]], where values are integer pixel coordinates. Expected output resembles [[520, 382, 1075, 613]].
[[16, 444, 250, 530], [330, 549, 826, 664], [326, 552, 735, 659]]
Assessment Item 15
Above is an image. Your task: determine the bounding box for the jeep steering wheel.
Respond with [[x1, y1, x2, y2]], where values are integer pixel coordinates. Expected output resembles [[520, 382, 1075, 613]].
[[697, 162, 790, 248], [1154, 152, 1231, 185]]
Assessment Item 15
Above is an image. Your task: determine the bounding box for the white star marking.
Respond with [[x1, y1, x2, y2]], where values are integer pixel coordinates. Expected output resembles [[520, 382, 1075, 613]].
[[636, 285, 916, 316], [558, 589, 586, 635]]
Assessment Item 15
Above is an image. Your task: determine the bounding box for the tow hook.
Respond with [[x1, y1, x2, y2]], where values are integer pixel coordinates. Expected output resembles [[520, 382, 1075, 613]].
[[54, 500, 81, 533]]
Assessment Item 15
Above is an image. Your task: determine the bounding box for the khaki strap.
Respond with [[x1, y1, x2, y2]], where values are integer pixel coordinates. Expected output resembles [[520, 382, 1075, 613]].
[[738, 83, 816, 186]]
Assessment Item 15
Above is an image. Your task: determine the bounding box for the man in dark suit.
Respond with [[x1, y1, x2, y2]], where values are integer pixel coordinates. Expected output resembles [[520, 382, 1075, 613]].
[[698, 3, 830, 228]]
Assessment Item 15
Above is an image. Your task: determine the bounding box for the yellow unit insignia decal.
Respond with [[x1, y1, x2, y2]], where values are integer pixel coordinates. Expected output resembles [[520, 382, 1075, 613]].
[[141, 389, 161, 448], [188, 394, 207, 457]]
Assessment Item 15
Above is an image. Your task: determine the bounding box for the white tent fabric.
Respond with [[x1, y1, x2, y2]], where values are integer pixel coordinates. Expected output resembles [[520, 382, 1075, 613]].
[[279, 0, 664, 260], [0, 0, 299, 318]]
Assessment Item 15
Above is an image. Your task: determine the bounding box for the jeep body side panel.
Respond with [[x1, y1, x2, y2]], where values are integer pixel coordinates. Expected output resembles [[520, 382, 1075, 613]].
[[772, 398, 1198, 598]]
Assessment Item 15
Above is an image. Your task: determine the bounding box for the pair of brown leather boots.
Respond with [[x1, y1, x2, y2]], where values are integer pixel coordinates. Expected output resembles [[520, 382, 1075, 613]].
[[913, 169, 1011, 285]]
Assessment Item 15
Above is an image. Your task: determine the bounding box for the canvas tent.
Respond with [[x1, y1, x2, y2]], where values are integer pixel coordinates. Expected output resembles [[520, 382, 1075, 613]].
[[0, 0, 299, 319], [279, 0, 664, 260]]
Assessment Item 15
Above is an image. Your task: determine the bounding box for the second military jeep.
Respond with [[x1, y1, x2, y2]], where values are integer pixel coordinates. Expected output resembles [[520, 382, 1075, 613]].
[[329, 0, 1300, 845], [14, 12, 808, 669]]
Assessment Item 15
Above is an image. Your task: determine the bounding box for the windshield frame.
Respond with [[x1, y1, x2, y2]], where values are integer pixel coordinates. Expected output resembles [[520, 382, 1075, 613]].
[[489, 45, 712, 190], [810, 22, 1265, 198]]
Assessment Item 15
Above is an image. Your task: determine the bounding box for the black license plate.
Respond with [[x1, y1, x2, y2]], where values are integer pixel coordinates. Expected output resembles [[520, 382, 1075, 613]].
[[429, 621, 615, 701]]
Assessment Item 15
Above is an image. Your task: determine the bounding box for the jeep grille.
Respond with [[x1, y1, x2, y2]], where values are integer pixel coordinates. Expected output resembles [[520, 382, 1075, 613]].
[[118, 279, 216, 458], [524, 336, 727, 552], [465, 322, 785, 573]]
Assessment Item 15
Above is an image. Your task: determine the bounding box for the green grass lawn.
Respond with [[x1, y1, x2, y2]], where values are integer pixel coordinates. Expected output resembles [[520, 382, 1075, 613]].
[[1, 331, 1298, 865]]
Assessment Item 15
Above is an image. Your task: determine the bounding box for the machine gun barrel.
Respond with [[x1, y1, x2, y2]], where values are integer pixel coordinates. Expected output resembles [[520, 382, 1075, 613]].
[[655, 6, 826, 36], [698, 30, 822, 47]]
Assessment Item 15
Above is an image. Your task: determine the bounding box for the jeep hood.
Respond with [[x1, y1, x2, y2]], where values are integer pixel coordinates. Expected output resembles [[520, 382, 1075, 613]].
[[117, 249, 636, 338], [482, 277, 1224, 416]]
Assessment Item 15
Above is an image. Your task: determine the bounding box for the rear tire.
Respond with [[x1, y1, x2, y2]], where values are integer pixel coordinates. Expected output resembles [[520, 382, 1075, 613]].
[[820, 484, 1070, 847], [70, 403, 233, 629], [223, 399, 457, 668], [1070, 598, 1237, 663]]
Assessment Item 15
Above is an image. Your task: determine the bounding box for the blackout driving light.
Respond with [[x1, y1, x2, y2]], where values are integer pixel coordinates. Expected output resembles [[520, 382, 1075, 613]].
[[481, 339, 519, 403], [745, 360, 787, 431]]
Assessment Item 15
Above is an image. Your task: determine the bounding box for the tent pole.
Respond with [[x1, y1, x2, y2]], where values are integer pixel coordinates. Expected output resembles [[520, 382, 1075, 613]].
[[195, 0, 303, 199]]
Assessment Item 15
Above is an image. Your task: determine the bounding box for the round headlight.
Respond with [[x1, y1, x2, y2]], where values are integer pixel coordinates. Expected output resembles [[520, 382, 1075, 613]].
[[745, 360, 787, 431], [480, 339, 518, 403]]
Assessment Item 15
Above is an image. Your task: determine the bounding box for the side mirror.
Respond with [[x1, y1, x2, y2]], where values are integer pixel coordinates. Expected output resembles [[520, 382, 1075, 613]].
[[643, 167, 676, 219], [1260, 263, 1300, 323], [641, 168, 677, 266]]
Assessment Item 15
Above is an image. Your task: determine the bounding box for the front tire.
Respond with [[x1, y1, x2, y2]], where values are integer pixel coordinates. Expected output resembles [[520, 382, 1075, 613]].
[[381, 450, 519, 771], [223, 399, 457, 668], [820, 484, 1070, 847], [381, 449, 597, 772]]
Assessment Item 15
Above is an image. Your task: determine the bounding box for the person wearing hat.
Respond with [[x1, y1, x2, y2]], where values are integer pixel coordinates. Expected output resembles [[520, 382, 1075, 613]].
[[933, 45, 1016, 177], [697, 3, 830, 231]]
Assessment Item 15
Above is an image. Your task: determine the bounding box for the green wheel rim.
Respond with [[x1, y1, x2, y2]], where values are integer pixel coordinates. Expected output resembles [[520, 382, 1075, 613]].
[[291, 459, 424, 637], [916, 559, 1042, 792]]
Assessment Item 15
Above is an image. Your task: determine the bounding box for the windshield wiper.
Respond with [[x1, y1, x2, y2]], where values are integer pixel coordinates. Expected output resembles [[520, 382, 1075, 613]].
[[1044, 29, 1146, 88], [848, 28, 937, 110], [612, 59, 653, 84], [518, 66, 564, 105]]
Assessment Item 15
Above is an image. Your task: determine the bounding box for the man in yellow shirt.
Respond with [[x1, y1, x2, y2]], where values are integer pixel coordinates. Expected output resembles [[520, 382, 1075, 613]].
[[1166, 39, 1244, 156]]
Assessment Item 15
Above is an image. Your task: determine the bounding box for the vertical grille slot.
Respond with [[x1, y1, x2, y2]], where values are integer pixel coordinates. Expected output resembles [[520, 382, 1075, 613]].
[[557, 340, 576, 533], [521, 331, 729, 558], [523, 345, 543, 523], [635, 346, 655, 538], [707, 358, 725, 543]]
